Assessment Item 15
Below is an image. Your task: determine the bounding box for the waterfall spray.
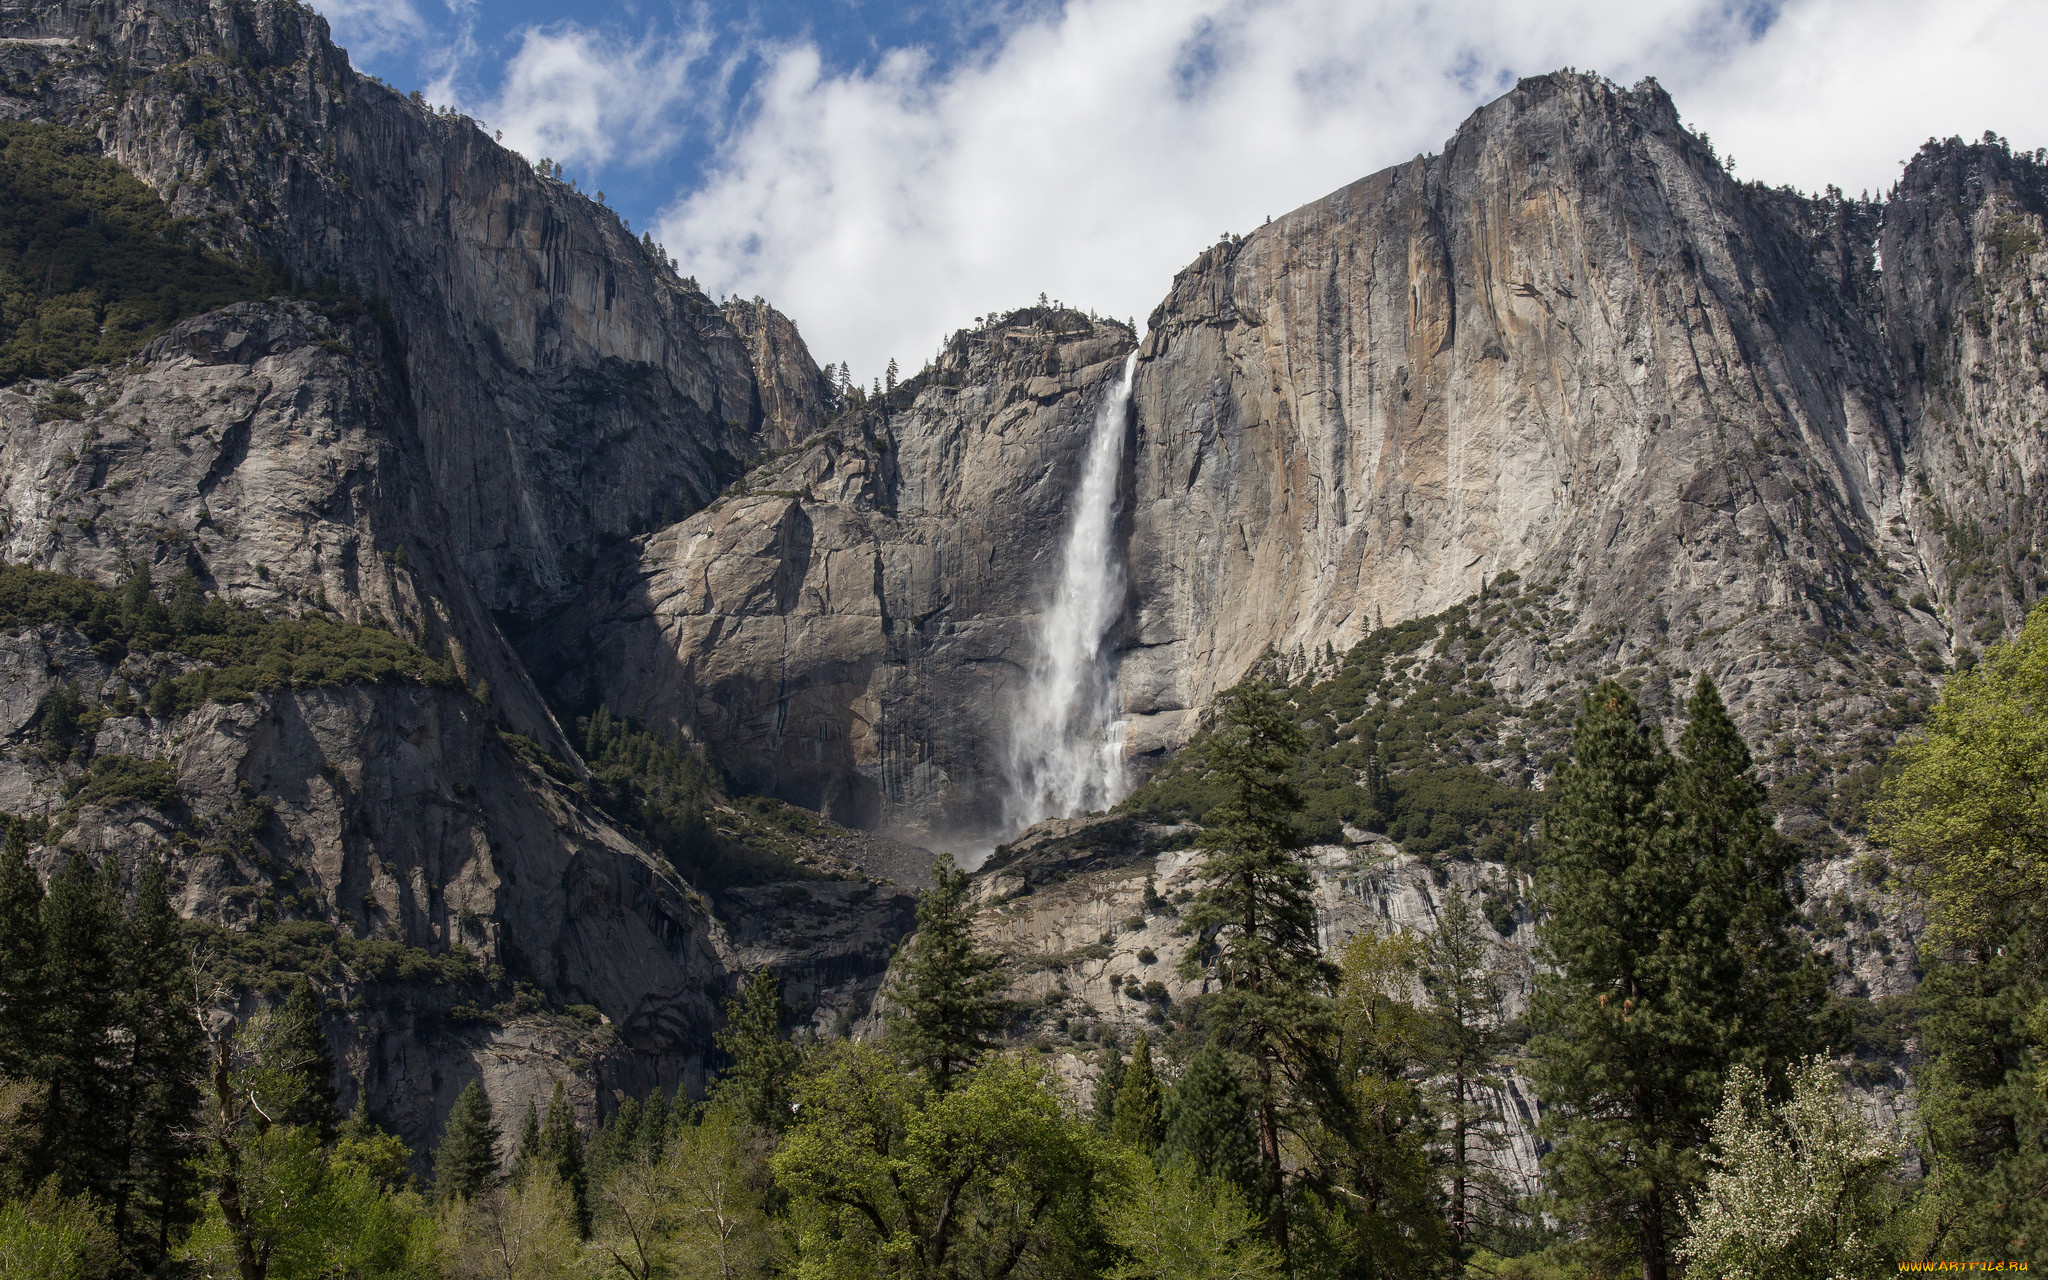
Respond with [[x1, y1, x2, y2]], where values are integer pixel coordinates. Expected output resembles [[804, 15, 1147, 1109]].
[[1004, 350, 1139, 831]]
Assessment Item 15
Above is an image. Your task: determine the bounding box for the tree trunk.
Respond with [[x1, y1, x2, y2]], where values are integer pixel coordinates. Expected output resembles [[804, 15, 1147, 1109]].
[[1638, 1189, 1667, 1280], [1255, 1047, 1286, 1257]]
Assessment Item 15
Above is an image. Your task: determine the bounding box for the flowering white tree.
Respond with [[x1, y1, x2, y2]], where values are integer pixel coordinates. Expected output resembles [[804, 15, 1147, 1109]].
[[1677, 1057, 1904, 1280]]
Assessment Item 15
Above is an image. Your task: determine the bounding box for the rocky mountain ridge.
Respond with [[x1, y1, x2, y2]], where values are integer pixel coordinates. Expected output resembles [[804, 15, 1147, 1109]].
[[0, 0, 2040, 1164]]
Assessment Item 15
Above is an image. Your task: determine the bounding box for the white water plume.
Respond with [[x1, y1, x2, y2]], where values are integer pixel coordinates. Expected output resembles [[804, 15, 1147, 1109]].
[[1003, 350, 1138, 832]]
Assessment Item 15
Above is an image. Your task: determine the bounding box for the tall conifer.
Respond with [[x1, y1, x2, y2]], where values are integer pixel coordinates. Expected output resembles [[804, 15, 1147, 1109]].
[[710, 966, 799, 1129], [539, 1079, 589, 1235], [1177, 677, 1338, 1252], [885, 856, 1011, 1087], [1092, 1044, 1125, 1133], [1162, 1040, 1262, 1204], [275, 976, 338, 1139], [434, 1080, 501, 1203], [1530, 679, 1821, 1280], [1420, 887, 1510, 1253], [1111, 1033, 1164, 1152], [0, 823, 46, 1087], [113, 857, 201, 1266], [38, 853, 122, 1200]]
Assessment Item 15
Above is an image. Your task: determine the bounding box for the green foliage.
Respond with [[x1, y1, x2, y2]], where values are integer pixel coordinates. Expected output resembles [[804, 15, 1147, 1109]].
[[1110, 1033, 1165, 1152], [1176, 678, 1339, 1251], [1873, 599, 2048, 948], [1676, 1059, 1908, 1279], [1419, 887, 1513, 1254], [184, 1004, 436, 1280], [433, 1083, 500, 1205], [885, 857, 1012, 1087], [65, 754, 179, 811], [709, 967, 800, 1132], [0, 122, 272, 386], [0, 1179, 121, 1280], [1528, 680, 1826, 1280], [0, 563, 460, 721], [1160, 1041, 1262, 1208], [536, 1081, 589, 1236], [577, 707, 810, 891], [1104, 1151, 1283, 1280], [773, 1044, 1109, 1278]]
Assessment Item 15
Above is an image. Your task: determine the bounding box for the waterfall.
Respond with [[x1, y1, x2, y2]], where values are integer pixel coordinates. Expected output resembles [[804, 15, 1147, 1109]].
[[1003, 350, 1138, 832]]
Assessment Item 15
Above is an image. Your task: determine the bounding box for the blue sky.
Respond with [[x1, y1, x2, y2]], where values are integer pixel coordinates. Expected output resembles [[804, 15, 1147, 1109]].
[[311, 0, 2048, 378]]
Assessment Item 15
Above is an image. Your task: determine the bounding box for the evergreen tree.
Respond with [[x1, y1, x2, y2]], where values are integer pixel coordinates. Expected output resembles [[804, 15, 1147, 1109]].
[[0, 823, 46, 1087], [511, 1097, 543, 1185], [1420, 886, 1510, 1254], [1665, 678, 1831, 1077], [275, 976, 338, 1139], [434, 1080, 501, 1203], [1162, 1040, 1263, 1205], [539, 1079, 589, 1235], [37, 854, 121, 1201], [1092, 1043, 1125, 1133], [112, 856, 201, 1268], [1177, 677, 1338, 1251], [709, 966, 799, 1130], [636, 1087, 671, 1165], [885, 856, 1011, 1088], [1530, 680, 1819, 1280], [1111, 1033, 1165, 1152]]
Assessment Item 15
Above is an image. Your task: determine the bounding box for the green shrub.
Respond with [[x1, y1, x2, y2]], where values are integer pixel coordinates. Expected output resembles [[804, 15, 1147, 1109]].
[[0, 562, 461, 718], [68, 753, 181, 809], [0, 121, 274, 384]]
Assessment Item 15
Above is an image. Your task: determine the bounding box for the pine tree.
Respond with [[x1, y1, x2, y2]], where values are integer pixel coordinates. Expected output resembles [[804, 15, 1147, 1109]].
[[512, 1096, 543, 1185], [0, 822, 46, 1087], [539, 1079, 589, 1235], [275, 976, 338, 1139], [1111, 1033, 1165, 1152], [1177, 677, 1338, 1251], [1530, 680, 1821, 1280], [1419, 886, 1510, 1254], [1091, 1043, 1125, 1133], [709, 966, 799, 1130], [112, 857, 201, 1267], [434, 1080, 502, 1203], [636, 1086, 671, 1164], [37, 853, 122, 1201], [1162, 1040, 1263, 1205], [886, 856, 1011, 1088], [1666, 677, 1830, 1075]]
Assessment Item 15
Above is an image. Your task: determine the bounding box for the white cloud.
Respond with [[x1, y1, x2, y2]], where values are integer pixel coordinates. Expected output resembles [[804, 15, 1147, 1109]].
[[1680, 0, 2048, 199], [314, 0, 435, 63], [457, 20, 719, 171], [654, 0, 2048, 378]]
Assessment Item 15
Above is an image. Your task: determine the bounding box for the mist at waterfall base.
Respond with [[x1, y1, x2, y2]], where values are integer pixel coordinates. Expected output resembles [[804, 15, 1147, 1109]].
[[960, 350, 1139, 869]]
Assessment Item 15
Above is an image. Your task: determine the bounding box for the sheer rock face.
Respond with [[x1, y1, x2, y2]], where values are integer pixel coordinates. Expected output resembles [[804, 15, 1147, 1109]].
[[0, 0, 810, 621], [1124, 74, 1937, 763], [550, 319, 1137, 844]]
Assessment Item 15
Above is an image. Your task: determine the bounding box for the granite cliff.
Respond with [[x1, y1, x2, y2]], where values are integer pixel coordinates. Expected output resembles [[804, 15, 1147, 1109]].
[[0, 0, 2044, 1165]]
